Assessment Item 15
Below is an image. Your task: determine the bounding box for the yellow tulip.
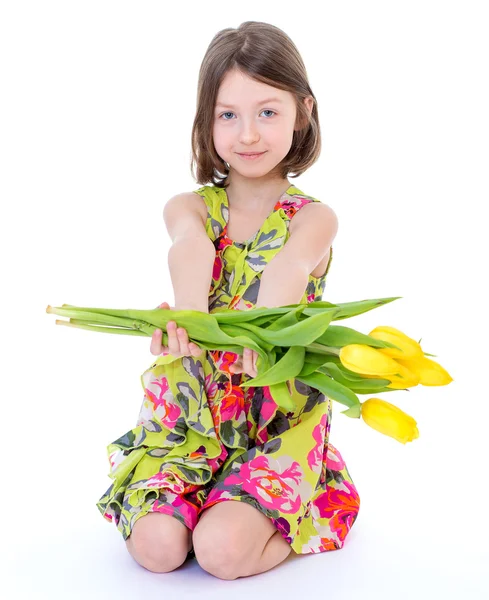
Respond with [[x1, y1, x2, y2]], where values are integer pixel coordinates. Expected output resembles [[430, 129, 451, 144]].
[[340, 344, 401, 375], [361, 398, 419, 444], [396, 355, 453, 386], [363, 361, 420, 389], [368, 326, 424, 359]]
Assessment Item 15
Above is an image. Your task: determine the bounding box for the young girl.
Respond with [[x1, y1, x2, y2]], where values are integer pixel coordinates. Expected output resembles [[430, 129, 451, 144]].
[[96, 21, 360, 580]]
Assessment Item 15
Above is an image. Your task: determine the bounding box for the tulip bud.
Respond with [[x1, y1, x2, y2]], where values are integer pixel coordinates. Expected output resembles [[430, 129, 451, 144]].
[[361, 398, 419, 444], [340, 344, 402, 376], [368, 326, 424, 359]]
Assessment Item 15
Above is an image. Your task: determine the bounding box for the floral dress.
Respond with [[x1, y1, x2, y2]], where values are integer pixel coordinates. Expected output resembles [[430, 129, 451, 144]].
[[96, 183, 360, 556]]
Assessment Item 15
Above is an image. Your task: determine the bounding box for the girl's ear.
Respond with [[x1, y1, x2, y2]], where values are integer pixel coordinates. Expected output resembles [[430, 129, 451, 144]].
[[295, 96, 314, 130], [304, 96, 314, 117]]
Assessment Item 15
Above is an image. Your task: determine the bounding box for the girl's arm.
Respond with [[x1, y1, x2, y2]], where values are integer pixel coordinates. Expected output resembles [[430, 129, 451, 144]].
[[256, 203, 337, 309], [255, 260, 310, 309], [164, 193, 215, 313], [168, 236, 215, 312]]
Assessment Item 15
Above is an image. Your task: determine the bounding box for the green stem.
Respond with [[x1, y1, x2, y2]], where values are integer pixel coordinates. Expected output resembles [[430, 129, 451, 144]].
[[47, 305, 140, 329], [306, 342, 341, 356], [55, 320, 148, 336]]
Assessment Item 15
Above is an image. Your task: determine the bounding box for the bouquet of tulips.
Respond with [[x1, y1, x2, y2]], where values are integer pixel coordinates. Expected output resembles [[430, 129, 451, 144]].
[[46, 296, 453, 444]]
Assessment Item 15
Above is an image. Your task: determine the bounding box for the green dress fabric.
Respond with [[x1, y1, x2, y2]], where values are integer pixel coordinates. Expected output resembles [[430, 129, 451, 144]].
[[96, 183, 360, 556]]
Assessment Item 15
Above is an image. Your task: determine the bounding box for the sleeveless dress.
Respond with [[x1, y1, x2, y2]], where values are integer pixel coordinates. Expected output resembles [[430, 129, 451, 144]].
[[96, 183, 361, 556]]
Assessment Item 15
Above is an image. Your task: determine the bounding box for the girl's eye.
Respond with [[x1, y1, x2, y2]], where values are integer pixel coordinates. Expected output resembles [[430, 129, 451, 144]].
[[219, 109, 276, 120]]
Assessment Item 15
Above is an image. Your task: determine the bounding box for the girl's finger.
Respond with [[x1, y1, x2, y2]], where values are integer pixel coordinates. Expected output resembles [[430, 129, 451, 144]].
[[190, 342, 203, 357], [243, 348, 253, 376], [247, 349, 258, 377], [150, 328, 164, 355], [167, 321, 180, 355], [177, 327, 191, 355], [229, 356, 242, 374]]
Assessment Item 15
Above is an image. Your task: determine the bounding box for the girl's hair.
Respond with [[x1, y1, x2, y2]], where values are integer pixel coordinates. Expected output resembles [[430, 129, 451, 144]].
[[190, 21, 321, 188]]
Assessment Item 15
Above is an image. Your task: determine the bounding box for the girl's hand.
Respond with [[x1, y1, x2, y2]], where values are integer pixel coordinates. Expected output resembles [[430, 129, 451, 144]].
[[229, 348, 259, 378], [150, 301, 204, 358]]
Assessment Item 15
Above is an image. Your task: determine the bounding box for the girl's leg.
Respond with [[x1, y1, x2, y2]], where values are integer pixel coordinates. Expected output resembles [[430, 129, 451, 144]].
[[126, 512, 192, 573]]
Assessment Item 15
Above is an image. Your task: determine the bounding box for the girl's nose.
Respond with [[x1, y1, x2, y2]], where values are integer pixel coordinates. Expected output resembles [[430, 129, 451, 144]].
[[238, 120, 260, 143]]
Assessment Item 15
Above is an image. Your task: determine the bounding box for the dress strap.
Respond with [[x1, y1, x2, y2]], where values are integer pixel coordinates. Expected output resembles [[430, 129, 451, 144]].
[[192, 186, 226, 244]]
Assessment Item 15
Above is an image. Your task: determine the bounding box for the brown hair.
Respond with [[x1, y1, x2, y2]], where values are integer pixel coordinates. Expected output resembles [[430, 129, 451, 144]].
[[190, 21, 321, 188]]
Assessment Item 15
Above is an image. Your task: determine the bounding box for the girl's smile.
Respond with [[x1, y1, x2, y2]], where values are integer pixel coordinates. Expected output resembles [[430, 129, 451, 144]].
[[236, 151, 267, 160]]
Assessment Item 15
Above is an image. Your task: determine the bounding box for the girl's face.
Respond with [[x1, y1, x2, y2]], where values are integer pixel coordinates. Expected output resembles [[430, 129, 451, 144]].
[[213, 69, 308, 179]]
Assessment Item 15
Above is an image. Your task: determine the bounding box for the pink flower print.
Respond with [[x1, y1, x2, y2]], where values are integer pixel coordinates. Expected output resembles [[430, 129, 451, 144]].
[[326, 444, 346, 471], [314, 480, 360, 543], [307, 412, 328, 475], [203, 370, 221, 404], [212, 253, 224, 283], [146, 470, 187, 494], [152, 490, 199, 531], [218, 230, 234, 251], [144, 378, 182, 430], [281, 196, 312, 219], [233, 297, 253, 311], [170, 493, 200, 530], [206, 444, 229, 474], [219, 383, 246, 422], [108, 449, 126, 473], [150, 501, 178, 523], [211, 350, 240, 375], [223, 454, 306, 513], [301, 535, 340, 553], [280, 203, 298, 219]]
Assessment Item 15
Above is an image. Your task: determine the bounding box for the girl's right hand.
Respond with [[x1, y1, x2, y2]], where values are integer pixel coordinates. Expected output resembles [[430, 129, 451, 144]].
[[150, 301, 204, 358]]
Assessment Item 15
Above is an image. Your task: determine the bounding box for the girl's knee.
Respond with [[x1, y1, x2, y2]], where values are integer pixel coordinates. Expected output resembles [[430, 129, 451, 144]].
[[125, 512, 192, 573]]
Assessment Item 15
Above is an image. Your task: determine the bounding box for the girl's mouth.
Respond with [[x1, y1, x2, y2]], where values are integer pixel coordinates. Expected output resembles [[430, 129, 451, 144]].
[[237, 152, 266, 160]]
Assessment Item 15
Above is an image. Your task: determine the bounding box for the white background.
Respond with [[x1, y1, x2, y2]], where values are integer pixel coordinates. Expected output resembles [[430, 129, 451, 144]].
[[1, 1, 487, 598]]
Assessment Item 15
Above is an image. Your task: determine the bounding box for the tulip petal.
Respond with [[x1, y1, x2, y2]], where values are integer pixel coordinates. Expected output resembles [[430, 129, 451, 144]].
[[368, 326, 424, 359], [340, 344, 402, 375], [396, 356, 453, 386]]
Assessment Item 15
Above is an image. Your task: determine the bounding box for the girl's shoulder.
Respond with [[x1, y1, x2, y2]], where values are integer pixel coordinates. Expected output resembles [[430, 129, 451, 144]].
[[169, 190, 209, 227]]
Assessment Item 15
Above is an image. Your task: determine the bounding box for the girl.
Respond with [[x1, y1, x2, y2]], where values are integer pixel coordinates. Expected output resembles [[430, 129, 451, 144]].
[[96, 21, 360, 580]]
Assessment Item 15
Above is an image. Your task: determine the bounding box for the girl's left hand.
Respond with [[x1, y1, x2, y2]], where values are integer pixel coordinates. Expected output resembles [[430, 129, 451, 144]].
[[229, 348, 259, 378]]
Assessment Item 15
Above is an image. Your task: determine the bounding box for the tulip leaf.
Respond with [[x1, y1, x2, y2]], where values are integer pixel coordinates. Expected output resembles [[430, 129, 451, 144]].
[[296, 297, 401, 320], [269, 381, 295, 413], [242, 346, 305, 388], [296, 372, 360, 408], [341, 404, 362, 418], [350, 385, 399, 394], [298, 361, 321, 377], [219, 323, 274, 352], [265, 304, 307, 331], [316, 325, 402, 351], [212, 304, 305, 323], [319, 363, 392, 391], [235, 308, 340, 347], [328, 297, 402, 320], [313, 356, 367, 381]]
